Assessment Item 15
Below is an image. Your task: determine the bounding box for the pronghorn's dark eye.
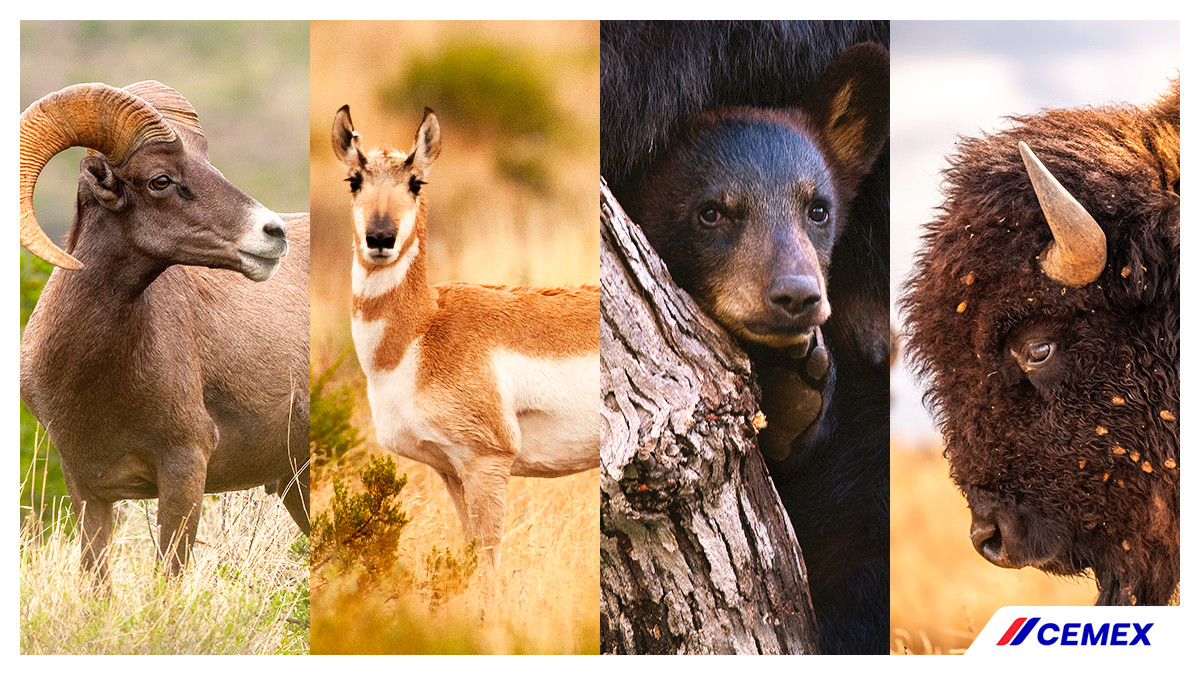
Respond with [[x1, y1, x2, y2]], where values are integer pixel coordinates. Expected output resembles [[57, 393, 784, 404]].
[[347, 172, 362, 193], [808, 201, 829, 225], [148, 175, 172, 191], [410, 176, 426, 194]]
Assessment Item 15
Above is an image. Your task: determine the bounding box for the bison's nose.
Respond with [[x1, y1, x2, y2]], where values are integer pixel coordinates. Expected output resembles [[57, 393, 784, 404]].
[[766, 275, 823, 320], [970, 512, 1020, 568], [971, 516, 1003, 562]]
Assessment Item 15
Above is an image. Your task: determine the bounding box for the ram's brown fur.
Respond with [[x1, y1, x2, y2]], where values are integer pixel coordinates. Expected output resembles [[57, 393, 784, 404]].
[[20, 82, 310, 583]]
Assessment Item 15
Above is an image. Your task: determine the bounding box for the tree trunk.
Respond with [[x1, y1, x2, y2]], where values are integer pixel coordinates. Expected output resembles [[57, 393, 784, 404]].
[[599, 181, 822, 654]]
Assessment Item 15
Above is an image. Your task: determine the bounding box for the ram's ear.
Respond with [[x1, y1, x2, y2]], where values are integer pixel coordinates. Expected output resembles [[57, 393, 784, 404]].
[[803, 42, 890, 178], [80, 155, 127, 212], [332, 104, 366, 171]]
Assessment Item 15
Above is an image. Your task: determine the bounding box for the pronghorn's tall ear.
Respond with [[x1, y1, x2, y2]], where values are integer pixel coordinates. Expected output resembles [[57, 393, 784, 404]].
[[410, 107, 441, 176], [332, 105, 366, 171]]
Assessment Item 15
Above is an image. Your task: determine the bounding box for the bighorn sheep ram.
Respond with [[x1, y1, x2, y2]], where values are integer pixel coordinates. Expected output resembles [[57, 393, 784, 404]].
[[20, 81, 310, 582], [331, 106, 600, 566]]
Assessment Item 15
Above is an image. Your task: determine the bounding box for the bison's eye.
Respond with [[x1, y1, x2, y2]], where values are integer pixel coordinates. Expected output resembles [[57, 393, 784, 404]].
[[697, 204, 726, 228], [148, 175, 172, 191], [1014, 340, 1056, 372], [807, 201, 830, 225]]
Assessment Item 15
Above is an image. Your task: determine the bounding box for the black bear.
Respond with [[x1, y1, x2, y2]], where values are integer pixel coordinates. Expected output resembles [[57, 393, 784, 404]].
[[603, 21, 890, 655]]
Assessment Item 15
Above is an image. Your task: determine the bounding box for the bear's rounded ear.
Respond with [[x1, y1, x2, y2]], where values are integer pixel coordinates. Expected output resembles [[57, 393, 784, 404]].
[[804, 42, 890, 178]]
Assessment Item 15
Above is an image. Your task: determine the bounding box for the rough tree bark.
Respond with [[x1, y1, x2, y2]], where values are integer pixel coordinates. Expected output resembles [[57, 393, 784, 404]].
[[599, 181, 822, 654]]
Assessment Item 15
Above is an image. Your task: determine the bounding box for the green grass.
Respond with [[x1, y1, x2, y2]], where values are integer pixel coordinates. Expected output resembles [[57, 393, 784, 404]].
[[20, 488, 310, 654]]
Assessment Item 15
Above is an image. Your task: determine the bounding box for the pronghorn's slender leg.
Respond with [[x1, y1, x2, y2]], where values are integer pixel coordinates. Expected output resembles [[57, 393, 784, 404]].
[[462, 453, 513, 568], [437, 470, 470, 535]]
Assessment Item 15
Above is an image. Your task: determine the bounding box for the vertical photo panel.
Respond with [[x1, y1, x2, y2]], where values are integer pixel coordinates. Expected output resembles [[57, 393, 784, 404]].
[[599, 20, 891, 655], [19, 20, 311, 654], [307, 20, 601, 655], [891, 20, 1180, 653]]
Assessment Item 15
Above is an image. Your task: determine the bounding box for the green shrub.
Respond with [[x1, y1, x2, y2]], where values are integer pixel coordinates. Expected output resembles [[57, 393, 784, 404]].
[[311, 455, 410, 581], [309, 351, 365, 471], [378, 42, 563, 142], [422, 542, 478, 608]]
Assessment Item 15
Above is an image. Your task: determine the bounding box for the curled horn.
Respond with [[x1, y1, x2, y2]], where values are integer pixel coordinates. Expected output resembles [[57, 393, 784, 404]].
[[20, 82, 179, 269], [1018, 141, 1107, 287], [121, 81, 204, 137]]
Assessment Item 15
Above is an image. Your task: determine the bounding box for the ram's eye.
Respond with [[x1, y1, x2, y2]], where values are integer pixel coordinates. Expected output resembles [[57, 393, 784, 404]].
[[149, 175, 172, 191], [697, 205, 725, 227], [808, 201, 829, 225], [1014, 340, 1056, 372]]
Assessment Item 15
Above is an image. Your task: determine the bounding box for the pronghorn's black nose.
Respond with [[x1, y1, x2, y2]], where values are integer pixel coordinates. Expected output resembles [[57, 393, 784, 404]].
[[366, 233, 396, 251]]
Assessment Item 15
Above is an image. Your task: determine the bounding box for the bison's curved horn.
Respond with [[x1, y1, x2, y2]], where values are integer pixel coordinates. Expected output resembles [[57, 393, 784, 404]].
[[1018, 141, 1107, 287], [20, 82, 179, 269]]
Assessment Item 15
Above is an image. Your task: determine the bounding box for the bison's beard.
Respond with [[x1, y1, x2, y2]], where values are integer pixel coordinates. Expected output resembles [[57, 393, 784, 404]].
[[1093, 548, 1180, 607]]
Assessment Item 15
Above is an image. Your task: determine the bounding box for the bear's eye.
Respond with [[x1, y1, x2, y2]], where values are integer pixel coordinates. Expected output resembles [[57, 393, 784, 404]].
[[697, 205, 726, 227], [808, 201, 829, 225]]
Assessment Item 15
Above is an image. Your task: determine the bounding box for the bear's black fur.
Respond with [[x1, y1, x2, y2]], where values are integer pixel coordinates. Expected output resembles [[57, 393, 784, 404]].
[[602, 21, 891, 655]]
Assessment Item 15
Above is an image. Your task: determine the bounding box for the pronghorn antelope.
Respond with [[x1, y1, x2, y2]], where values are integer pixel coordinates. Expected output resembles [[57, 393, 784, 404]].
[[331, 105, 601, 565]]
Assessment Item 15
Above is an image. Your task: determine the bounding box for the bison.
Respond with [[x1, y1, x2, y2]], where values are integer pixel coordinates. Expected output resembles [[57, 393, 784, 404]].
[[902, 80, 1179, 606]]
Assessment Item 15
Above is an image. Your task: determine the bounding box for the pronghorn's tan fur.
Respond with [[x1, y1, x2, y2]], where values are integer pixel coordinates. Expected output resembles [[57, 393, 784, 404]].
[[332, 106, 600, 564]]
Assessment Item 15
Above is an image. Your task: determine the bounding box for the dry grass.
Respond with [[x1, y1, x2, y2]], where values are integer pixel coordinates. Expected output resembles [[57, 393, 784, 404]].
[[20, 449, 309, 655], [890, 443, 1098, 654], [311, 445, 600, 654]]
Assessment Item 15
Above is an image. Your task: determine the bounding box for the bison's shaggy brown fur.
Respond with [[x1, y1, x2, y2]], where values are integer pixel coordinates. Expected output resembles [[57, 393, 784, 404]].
[[903, 80, 1179, 606]]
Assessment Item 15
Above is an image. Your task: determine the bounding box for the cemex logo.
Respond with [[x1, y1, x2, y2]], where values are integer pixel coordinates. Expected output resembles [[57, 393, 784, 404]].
[[996, 617, 1153, 646]]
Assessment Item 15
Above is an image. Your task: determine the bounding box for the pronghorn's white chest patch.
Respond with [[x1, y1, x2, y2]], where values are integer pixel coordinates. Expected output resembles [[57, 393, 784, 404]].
[[358, 338, 465, 474], [491, 349, 602, 477]]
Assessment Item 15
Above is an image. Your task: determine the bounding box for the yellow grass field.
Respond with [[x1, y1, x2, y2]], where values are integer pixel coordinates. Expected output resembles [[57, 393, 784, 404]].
[[307, 20, 601, 654], [311, 441, 600, 654], [20, 449, 308, 655], [890, 443, 1098, 654]]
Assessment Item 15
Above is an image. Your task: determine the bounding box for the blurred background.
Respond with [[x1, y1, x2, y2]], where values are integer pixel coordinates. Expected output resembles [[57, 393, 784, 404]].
[[19, 21, 310, 654], [307, 21, 600, 654], [889, 20, 1179, 654]]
